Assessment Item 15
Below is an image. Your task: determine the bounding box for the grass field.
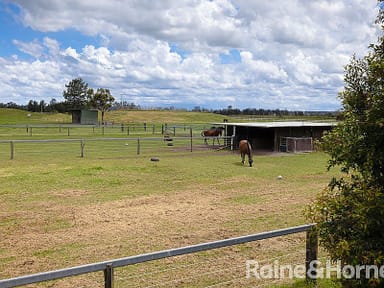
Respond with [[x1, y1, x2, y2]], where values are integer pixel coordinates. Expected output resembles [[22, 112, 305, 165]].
[[0, 108, 228, 125], [0, 147, 339, 287], [0, 108, 340, 287], [0, 108, 229, 141]]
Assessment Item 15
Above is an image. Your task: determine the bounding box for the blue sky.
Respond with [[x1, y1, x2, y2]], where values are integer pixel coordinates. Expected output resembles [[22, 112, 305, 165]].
[[0, 0, 381, 110]]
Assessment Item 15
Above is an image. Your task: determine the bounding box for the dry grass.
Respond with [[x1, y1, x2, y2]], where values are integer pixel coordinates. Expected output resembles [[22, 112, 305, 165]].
[[0, 151, 337, 287]]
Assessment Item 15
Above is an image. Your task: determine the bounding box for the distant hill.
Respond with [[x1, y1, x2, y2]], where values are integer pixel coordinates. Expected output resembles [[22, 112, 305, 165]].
[[104, 110, 229, 124]]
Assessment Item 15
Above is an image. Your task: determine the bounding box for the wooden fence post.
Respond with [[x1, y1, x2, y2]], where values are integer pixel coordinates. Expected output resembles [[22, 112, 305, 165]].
[[305, 226, 318, 281], [10, 141, 14, 160], [80, 140, 85, 158], [137, 138, 140, 155], [190, 128, 193, 152], [104, 264, 114, 288]]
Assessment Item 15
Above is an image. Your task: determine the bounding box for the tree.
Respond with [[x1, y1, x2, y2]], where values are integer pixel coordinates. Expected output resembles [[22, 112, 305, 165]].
[[27, 100, 39, 112], [62, 78, 89, 109], [88, 88, 115, 124], [308, 4, 384, 287]]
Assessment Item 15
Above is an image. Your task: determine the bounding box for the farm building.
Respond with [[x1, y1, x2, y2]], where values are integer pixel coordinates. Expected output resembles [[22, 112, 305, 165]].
[[219, 121, 336, 152], [71, 109, 98, 125]]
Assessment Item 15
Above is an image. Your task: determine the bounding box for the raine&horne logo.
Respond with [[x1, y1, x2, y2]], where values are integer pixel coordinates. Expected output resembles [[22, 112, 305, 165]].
[[246, 260, 384, 280]]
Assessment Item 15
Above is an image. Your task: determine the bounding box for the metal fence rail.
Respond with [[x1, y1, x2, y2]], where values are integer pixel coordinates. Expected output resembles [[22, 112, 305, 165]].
[[0, 123, 212, 137], [0, 224, 317, 288]]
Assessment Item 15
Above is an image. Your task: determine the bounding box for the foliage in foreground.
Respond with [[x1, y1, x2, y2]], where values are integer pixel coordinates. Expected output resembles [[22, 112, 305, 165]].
[[277, 278, 341, 288], [308, 5, 384, 287]]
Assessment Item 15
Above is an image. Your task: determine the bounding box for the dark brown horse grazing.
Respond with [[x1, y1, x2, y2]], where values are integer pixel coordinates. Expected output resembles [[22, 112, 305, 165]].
[[201, 127, 225, 145], [239, 140, 253, 167]]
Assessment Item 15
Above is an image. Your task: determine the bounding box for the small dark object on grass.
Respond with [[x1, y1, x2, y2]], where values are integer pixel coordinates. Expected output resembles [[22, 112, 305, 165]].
[[150, 157, 160, 162]]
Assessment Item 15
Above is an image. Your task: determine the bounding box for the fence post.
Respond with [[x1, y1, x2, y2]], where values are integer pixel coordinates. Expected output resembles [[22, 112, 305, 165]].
[[10, 141, 14, 160], [152, 124, 155, 134], [104, 264, 114, 288], [67, 127, 70, 137], [137, 138, 140, 155], [190, 128, 193, 152], [80, 140, 85, 158], [305, 226, 318, 281], [231, 126, 236, 151]]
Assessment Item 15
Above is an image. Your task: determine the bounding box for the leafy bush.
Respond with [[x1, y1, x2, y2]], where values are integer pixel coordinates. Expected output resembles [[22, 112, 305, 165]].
[[308, 5, 384, 287]]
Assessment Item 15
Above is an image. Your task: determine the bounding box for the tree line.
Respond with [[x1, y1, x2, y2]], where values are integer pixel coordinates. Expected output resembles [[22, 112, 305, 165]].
[[0, 78, 117, 123], [1, 77, 339, 118]]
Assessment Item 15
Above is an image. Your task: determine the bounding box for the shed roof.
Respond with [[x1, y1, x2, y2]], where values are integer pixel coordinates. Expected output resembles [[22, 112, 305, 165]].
[[215, 121, 337, 128]]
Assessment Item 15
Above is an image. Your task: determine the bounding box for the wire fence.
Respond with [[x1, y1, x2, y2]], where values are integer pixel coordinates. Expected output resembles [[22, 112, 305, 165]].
[[0, 136, 235, 161], [114, 236, 311, 288], [0, 123, 213, 138], [0, 224, 318, 288]]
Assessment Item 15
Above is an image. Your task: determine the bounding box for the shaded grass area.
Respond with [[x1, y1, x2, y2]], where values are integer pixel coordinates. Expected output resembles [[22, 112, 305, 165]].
[[0, 150, 337, 287]]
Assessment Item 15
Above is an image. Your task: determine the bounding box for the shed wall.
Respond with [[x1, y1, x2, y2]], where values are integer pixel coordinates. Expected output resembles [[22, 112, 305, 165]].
[[226, 124, 331, 151]]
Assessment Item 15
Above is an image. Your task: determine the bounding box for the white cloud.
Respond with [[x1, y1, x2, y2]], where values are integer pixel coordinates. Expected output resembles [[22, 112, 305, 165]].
[[61, 47, 80, 59], [12, 39, 44, 58], [2, 0, 382, 110], [43, 37, 60, 56]]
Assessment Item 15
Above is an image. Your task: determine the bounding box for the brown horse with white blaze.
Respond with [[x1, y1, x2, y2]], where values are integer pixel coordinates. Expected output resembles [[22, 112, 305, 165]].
[[239, 140, 253, 167], [201, 127, 225, 145]]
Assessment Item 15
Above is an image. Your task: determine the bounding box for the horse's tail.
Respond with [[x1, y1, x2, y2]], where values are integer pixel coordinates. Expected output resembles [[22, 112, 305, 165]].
[[247, 140, 253, 162], [218, 127, 224, 136]]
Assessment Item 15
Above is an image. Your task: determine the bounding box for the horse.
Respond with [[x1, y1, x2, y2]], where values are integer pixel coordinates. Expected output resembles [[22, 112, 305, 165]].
[[239, 140, 253, 167], [201, 127, 225, 145]]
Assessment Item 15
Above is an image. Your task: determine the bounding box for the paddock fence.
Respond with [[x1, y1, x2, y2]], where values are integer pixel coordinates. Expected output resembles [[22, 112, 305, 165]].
[[0, 123, 215, 138], [0, 135, 235, 160], [0, 224, 318, 288]]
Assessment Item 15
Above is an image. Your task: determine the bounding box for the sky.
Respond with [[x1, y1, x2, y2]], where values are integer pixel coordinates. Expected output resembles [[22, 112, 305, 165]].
[[0, 0, 382, 111]]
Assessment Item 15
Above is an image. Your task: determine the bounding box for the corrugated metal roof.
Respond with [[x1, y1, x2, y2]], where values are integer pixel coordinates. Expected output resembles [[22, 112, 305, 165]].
[[215, 121, 337, 128]]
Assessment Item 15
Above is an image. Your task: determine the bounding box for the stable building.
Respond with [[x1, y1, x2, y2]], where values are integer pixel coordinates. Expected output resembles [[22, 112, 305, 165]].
[[219, 121, 336, 152], [71, 109, 99, 125]]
